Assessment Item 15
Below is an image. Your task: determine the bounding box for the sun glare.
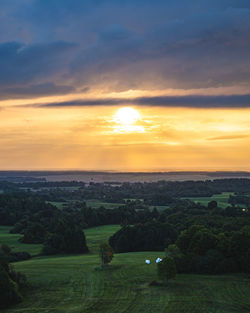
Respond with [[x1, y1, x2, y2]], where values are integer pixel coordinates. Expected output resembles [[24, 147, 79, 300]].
[[113, 107, 145, 133], [114, 107, 141, 125]]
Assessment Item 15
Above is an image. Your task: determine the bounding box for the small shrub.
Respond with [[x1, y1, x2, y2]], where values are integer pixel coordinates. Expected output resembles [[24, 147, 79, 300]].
[[99, 243, 114, 268], [157, 256, 177, 285]]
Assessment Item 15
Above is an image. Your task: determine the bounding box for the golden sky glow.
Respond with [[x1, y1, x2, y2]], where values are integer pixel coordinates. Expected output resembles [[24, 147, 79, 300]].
[[1, 1, 250, 171], [1, 103, 250, 171]]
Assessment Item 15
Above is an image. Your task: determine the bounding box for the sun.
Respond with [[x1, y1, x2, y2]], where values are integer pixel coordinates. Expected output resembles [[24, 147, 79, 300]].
[[113, 107, 145, 133], [114, 107, 141, 125]]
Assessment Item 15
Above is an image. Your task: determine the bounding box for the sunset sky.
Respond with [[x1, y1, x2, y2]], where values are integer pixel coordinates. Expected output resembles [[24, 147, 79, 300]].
[[1, 0, 250, 171]]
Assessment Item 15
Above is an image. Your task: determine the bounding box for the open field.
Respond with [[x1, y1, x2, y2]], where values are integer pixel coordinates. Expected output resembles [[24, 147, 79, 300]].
[[0, 226, 43, 256], [183, 192, 237, 209], [85, 200, 123, 209], [0, 225, 121, 256], [1, 225, 250, 313], [48, 200, 123, 210], [4, 253, 250, 313], [47, 201, 69, 209], [85, 225, 121, 252], [49, 199, 169, 211]]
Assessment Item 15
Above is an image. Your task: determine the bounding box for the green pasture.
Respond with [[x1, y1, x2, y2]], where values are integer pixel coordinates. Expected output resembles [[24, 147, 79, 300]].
[[183, 192, 236, 208], [1, 224, 250, 313], [47, 201, 69, 209], [85, 200, 123, 209], [85, 225, 121, 252], [0, 226, 42, 256], [0, 225, 121, 256], [48, 199, 124, 210], [2, 252, 250, 313]]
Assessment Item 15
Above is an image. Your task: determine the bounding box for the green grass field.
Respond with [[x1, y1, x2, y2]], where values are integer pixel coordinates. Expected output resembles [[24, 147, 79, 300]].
[[0, 226, 43, 256], [49, 199, 169, 212], [85, 200, 123, 209], [183, 192, 237, 209], [47, 201, 69, 209], [1, 225, 250, 313], [85, 225, 121, 252], [49, 200, 125, 210], [0, 225, 121, 256]]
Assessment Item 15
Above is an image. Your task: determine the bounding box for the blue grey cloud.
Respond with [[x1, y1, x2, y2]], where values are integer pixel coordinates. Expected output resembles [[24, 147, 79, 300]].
[[0, 83, 75, 100], [22, 94, 250, 108], [0, 0, 250, 99], [0, 41, 77, 85]]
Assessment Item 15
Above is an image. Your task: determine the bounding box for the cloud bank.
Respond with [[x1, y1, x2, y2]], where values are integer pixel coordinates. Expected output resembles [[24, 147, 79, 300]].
[[0, 0, 250, 99], [25, 94, 250, 109]]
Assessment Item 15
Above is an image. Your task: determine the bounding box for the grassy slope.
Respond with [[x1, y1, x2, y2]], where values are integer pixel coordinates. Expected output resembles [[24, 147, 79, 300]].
[[0, 226, 42, 256], [85, 225, 121, 252], [1, 225, 250, 313]]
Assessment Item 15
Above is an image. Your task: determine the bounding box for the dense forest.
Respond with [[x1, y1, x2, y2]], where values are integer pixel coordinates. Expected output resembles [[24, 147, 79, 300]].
[[2, 178, 250, 202]]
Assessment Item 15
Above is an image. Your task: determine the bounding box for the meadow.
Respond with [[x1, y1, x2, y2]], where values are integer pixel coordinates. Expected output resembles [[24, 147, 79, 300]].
[[49, 200, 170, 212], [48, 193, 241, 213], [183, 192, 236, 208], [47, 200, 123, 210], [47, 201, 70, 210], [85, 200, 123, 209], [1, 225, 250, 313], [0, 226, 42, 256]]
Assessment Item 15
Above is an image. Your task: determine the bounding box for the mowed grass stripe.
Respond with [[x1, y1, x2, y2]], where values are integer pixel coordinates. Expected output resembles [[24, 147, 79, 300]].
[[1, 225, 250, 313]]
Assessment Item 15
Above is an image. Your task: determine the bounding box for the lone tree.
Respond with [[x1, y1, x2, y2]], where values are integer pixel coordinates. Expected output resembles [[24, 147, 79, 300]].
[[99, 243, 114, 268], [157, 256, 176, 285]]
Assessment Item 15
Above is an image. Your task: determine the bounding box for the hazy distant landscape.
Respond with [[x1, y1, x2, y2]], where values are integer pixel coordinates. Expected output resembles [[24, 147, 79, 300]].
[[1, 170, 250, 183]]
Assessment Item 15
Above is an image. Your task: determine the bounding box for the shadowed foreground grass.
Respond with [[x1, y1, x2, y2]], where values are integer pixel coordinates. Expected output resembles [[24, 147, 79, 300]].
[[1, 225, 250, 313]]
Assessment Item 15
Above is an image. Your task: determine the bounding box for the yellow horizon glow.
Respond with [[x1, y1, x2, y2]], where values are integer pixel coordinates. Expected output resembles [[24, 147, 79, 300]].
[[0, 104, 250, 171]]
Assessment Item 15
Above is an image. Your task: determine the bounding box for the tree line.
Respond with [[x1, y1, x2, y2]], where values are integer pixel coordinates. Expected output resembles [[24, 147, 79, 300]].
[[109, 222, 250, 274]]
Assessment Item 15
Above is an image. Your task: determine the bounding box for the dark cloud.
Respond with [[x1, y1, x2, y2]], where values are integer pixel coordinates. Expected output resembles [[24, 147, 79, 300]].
[[135, 95, 250, 107], [70, 6, 250, 91], [0, 1, 250, 98], [22, 94, 250, 108], [0, 41, 77, 85], [0, 83, 75, 100]]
